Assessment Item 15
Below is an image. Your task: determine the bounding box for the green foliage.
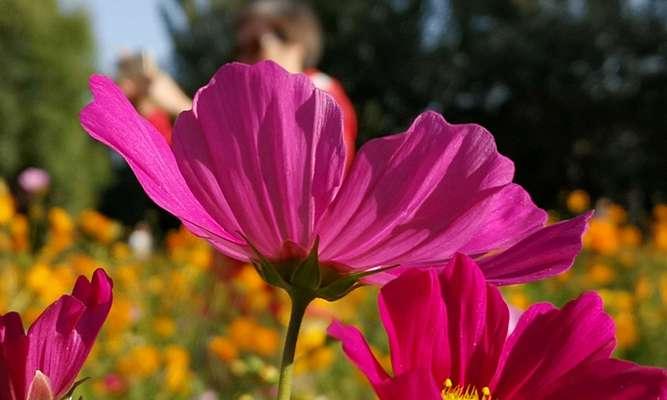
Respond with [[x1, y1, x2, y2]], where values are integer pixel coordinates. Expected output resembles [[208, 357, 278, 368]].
[[163, 0, 667, 214], [0, 0, 111, 211]]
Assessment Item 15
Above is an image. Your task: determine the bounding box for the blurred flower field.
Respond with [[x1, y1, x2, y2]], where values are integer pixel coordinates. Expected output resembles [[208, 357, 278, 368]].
[[1, 180, 666, 399], [509, 192, 667, 368]]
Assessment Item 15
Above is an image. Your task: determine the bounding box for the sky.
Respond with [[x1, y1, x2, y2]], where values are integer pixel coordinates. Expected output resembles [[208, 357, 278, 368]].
[[63, 0, 174, 73]]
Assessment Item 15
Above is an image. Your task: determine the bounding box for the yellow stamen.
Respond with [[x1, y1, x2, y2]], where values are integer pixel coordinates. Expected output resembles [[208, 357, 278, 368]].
[[441, 379, 492, 400]]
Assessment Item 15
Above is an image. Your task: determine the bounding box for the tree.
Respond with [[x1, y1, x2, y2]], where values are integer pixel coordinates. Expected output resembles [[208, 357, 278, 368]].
[[163, 0, 667, 215], [0, 0, 112, 211]]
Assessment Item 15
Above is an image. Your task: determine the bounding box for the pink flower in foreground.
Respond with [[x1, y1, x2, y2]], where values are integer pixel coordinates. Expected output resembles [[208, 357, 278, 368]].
[[80, 60, 589, 290], [0, 269, 113, 400], [329, 255, 667, 400]]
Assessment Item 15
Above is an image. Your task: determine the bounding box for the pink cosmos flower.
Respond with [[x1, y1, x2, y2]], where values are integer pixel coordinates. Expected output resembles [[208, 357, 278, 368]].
[[80, 60, 590, 286], [17, 168, 50, 195], [0, 269, 113, 400], [329, 254, 667, 400]]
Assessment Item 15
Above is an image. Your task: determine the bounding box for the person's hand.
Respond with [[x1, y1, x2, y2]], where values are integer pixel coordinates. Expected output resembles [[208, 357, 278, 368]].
[[148, 71, 192, 116]]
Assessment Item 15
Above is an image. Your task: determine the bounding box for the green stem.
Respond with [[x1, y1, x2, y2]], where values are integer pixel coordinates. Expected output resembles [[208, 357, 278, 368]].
[[276, 293, 311, 400]]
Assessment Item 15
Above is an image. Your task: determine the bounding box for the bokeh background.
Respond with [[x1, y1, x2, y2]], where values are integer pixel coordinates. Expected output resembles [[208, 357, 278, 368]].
[[1, 0, 666, 399]]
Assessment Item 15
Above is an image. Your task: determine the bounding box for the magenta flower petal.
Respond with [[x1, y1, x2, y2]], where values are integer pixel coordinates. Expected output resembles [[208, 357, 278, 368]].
[[25, 269, 113, 397], [0, 312, 28, 400], [438, 254, 508, 389], [331, 258, 666, 399], [456, 183, 547, 254], [25, 296, 84, 397], [479, 211, 594, 285], [70, 268, 114, 347], [544, 359, 667, 400], [319, 112, 525, 266], [378, 268, 448, 378], [328, 320, 443, 400], [491, 292, 615, 398], [327, 320, 389, 387], [375, 369, 441, 400], [173, 61, 346, 258], [79, 75, 246, 259], [82, 60, 589, 287]]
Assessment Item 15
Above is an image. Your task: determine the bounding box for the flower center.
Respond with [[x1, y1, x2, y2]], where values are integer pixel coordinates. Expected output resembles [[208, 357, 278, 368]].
[[441, 378, 492, 400]]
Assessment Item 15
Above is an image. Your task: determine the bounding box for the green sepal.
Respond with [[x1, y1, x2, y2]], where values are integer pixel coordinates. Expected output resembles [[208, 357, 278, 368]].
[[252, 256, 290, 290], [61, 377, 89, 400], [316, 264, 399, 301], [241, 233, 290, 290], [316, 277, 360, 301], [290, 237, 321, 291]]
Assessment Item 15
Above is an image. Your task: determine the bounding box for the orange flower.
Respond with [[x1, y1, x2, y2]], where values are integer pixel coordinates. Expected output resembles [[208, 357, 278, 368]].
[[566, 189, 590, 213]]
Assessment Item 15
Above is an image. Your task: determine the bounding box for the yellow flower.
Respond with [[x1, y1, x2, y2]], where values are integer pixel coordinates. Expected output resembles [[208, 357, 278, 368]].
[[566, 190, 590, 213], [259, 365, 279, 383], [190, 246, 212, 270], [620, 225, 642, 248], [116, 264, 139, 289], [153, 316, 176, 338], [164, 345, 191, 393], [209, 336, 238, 362], [587, 263, 616, 286], [614, 312, 638, 349], [0, 231, 11, 252], [10, 214, 29, 252], [635, 276, 653, 301], [117, 345, 161, 378], [24, 306, 43, 326], [613, 291, 634, 312], [653, 223, 667, 252], [654, 204, 667, 222], [69, 254, 98, 277], [0, 193, 15, 225], [247, 290, 271, 312], [27, 268, 66, 300], [252, 327, 280, 356], [506, 290, 530, 310], [236, 264, 267, 292], [107, 296, 136, 334], [584, 219, 619, 255], [296, 323, 327, 355], [607, 203, 627, 224], [309, 346, 334, 370], [146, 276, 165, 295], [599, 289, 634, 312], [105, 336, 125, 355], [79, 209, 121, 243], [112, 242, 131, 260], [296, 346, 335, 373], [164, 345, 190, 368], [48, 207, 74, 233], [229, 317, 257, 349]]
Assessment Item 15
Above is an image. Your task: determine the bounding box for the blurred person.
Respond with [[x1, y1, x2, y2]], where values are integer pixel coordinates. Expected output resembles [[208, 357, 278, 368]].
[[234, 0, 358, 162], [210, 1, 360, 273], [99, 52, 188, 231], [115, 51, 192, 143]]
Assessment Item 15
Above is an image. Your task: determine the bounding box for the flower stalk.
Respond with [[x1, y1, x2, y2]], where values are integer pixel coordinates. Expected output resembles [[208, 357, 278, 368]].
[[276, 292, 312, 400]]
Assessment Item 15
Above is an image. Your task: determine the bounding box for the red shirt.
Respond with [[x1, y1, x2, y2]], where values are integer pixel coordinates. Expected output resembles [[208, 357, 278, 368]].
[[146, 108, 173, 143]]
